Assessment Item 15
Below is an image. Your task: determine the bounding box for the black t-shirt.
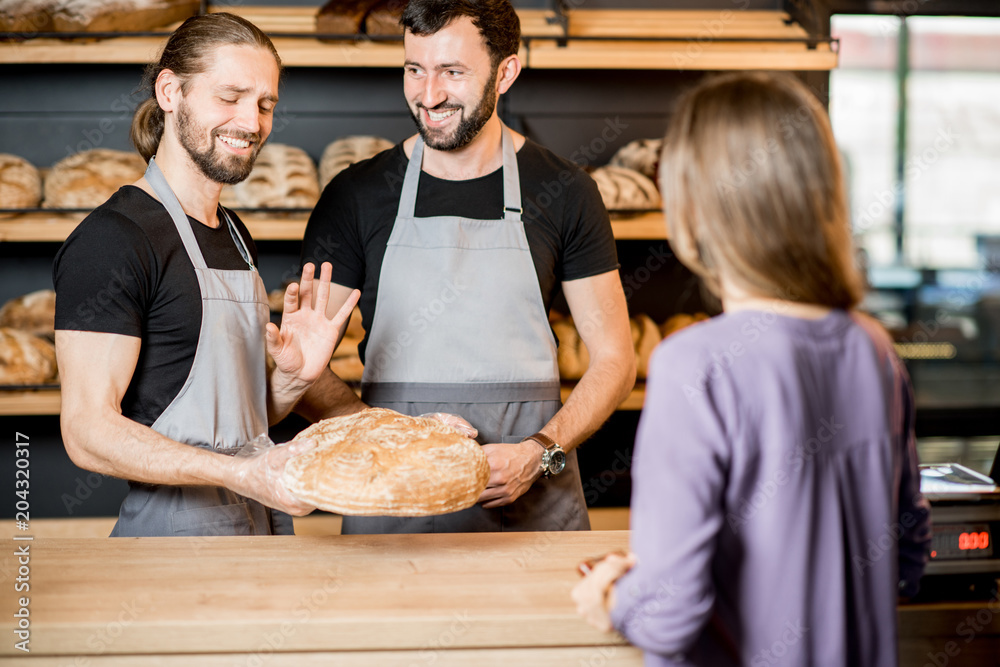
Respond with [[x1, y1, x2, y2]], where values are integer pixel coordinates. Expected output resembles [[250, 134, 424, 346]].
[[301, 139, 619, 363], [53, 185, 258, 427]]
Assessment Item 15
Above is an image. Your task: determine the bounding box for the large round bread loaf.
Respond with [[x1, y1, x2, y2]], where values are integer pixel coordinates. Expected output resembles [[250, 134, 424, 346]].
[[590, 165, 661, 212], [319, 135, 394, 188], [283, 408, 488, 516], [220, 143, 319, 209], [0, 328, 58, 385], [0, 290, 56, 338], [0, 154, 43, 216], [44, 149, 146, 209], [609, 138, 663, 182]]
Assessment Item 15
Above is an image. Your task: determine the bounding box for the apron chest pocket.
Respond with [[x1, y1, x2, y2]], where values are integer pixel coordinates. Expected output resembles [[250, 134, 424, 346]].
[[170, 502, 255, 536]]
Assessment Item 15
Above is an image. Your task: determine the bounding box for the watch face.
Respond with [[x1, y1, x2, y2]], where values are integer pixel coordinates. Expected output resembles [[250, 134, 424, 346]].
[[548, 450, 567, 475]]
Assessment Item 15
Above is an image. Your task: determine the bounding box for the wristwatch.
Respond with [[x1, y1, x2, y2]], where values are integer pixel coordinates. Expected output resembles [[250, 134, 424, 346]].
[[523, 432, 567, 478]]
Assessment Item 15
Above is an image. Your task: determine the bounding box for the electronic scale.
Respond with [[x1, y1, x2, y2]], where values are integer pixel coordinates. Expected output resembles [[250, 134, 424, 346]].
[[915, 450, 1000, 601]]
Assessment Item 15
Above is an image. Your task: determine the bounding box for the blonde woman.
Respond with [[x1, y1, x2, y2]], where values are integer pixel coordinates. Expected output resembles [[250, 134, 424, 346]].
[[573, 72, 931, 666]]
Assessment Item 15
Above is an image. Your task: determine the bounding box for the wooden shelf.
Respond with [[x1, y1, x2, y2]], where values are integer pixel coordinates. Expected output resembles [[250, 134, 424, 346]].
[[525, 40, 837, 72], [0, 212, 667, 242], [0, 384, 646, 416], [0, 388, 61, 416], [0, 7, 836, 71]]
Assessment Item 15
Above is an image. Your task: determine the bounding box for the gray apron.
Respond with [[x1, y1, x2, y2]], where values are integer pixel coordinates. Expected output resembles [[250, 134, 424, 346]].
[[345, 127, 590, 534], [110, 157, 293, 537]]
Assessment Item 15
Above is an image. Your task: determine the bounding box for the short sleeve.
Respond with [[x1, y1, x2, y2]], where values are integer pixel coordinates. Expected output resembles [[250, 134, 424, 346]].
[[53, 210, 156, 336], [559, 169, 619, 282], [301, 171, 365, 288]]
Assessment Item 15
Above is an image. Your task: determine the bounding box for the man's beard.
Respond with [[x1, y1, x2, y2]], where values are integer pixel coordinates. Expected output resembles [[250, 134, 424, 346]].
[[176, 99, 261, 185], [410, 70, 498, 152]]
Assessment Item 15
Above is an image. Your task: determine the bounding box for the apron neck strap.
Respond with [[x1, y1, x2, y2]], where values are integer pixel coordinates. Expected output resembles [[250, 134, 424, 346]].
[[144, 157, 254, 271], [145, 157, 208, 270], [397, 125, 522, 222], [500, 126, 522, 222]]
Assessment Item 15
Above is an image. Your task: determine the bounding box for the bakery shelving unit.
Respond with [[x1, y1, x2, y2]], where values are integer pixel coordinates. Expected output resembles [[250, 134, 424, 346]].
[[0, 3, 836, 418], [0, 6, 838, 70], [0, 383, 646, 416], [0, 210, 668, 242]]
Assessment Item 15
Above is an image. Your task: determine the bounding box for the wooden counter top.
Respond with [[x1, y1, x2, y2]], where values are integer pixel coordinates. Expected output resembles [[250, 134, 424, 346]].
[[1, 531, 642, 665]]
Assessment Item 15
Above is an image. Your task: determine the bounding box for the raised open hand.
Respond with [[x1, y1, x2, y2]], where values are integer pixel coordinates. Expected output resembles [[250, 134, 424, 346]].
[[266, 262, 360, 387]]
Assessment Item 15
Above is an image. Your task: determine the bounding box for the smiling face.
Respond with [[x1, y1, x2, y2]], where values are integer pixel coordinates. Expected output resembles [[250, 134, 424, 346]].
[[403, 16, 500, 151], [172, 44, 279, 184]]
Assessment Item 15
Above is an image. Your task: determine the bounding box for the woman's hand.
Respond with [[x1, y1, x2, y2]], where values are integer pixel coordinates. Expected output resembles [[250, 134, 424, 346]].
[[571, 551, 638, 632]]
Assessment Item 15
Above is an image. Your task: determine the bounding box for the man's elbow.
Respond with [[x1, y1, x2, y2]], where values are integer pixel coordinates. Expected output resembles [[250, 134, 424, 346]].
[[60, 425, 96, 472], [59, 405, 106, 474]]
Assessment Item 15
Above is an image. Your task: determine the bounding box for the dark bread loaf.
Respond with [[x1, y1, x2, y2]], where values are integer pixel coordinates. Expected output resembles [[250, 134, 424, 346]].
[[363, 0, 404, 36], [316, 0, 380, 36]]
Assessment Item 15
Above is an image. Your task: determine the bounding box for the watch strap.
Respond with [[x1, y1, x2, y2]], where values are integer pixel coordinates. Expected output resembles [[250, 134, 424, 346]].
[[524, 432, 559, 452]]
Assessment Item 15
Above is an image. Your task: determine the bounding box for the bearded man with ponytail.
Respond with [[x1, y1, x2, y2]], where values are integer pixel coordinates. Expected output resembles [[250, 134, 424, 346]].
[[52, 13, 363, 537]]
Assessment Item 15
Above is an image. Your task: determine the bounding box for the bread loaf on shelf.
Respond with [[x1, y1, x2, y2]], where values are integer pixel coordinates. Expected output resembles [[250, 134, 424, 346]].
[[0, 154, 43, 216], [0, 328, 58, 385], [50, 0, 198, 32], [283, 407, 489, 516], [660, 312, 710, 339], [363, 0, 404, 36], [552, 313, 664, 380], [316, 0, 380, 36], [43, 148, 146, 209], [0, 290, 56, 339], [329, 354, 364, 381], [589, 165, 661, 212], [220, 144, 320, 210], [0, 0, 55, 32], [329, 307, 364, 380], [609, 138, 663, 183], [319, 135, 394, 188]]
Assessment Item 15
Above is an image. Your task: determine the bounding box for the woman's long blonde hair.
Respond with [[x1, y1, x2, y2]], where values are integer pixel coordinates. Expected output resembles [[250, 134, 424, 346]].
[[661, 71, 863, 309]]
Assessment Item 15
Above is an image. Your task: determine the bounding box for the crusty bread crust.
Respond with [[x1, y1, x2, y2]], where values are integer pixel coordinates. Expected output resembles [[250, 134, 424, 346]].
[[283, 408, 489, 516], [0, 327, 58, 385]]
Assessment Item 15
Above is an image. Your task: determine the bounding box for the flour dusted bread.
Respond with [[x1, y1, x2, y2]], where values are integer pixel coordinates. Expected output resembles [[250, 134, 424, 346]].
[[319, 135, 394, 188], [0, 290, 56, 338], [0, 0, 55, 32], [220, 144, 319, 209], [609, 138, 663, 182], [0, 154, 43, 215], [590, 165, 661, 212], [50, 0, 198, 32], [283, 408, 489, 516], [44, 149, 145, 209], [0, 328, 58, 385]]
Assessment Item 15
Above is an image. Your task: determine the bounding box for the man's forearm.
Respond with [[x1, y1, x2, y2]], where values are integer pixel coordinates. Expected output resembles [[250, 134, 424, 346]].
[[538, 354, 636, 452], [61, 407, 230, 488], [293, 367, 368, 424]]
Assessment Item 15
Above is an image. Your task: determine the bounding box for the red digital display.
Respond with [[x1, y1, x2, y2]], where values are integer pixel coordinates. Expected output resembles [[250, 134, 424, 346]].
[[958, 531, 990, 551], [930, 524, 994, 560]]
